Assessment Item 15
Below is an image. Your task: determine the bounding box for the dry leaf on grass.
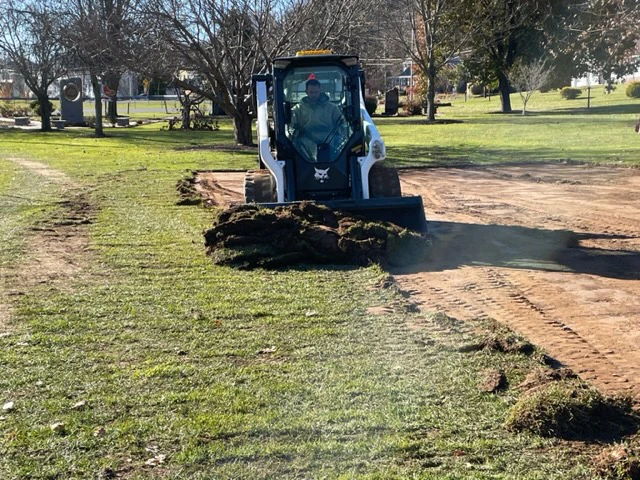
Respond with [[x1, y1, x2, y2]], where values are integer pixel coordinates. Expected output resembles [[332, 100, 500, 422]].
[[50, 422, 65, 434], [144, 454, 167, 466], [257, 346, 277, 354]]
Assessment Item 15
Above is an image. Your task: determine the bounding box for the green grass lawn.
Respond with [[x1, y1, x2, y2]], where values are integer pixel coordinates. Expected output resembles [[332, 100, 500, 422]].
[[382, 87, 640, 166], [0, 88, 637, 479]]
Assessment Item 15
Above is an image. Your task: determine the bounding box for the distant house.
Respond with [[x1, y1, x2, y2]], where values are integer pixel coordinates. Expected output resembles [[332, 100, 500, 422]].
[[0, 69, 166, 99], [571, 42, 640, 86], [0, 69, 31, 98], [49, 71, 143, 99], [386, 56, 463, 97], [387, 61, 417, 93], [571, 65, 640, 87]]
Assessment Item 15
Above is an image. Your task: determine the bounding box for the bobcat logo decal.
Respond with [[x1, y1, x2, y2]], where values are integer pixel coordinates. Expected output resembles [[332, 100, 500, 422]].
[[314, 167, 330, 183]]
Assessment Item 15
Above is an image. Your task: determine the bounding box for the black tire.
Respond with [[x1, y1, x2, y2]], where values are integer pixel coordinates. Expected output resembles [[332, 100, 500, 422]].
[[244, 170, 276, 203], [369, 164, 402, 198]]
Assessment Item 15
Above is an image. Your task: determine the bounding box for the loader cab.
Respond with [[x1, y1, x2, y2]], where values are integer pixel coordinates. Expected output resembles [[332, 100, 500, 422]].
[[272, 53, 364, 201]]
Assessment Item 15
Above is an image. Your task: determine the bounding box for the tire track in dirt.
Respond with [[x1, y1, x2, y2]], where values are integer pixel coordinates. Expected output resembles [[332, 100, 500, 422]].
[[0, 158, 93, 334], [402, 266, 640, 396], [397, 164, 640, 401], [194, 172, 244, 206]]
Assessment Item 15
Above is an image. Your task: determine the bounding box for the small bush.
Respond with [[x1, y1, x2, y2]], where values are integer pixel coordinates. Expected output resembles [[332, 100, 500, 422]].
[[364, 96, 378, 116], [491, 84, 517, 94], [29, 99, 54, 117], [560, 87, 582, 100], [625, 81, 640, 98], [402, 99, 423, 116], [470, 84, 484, 95], [0, 101, 31, 118]]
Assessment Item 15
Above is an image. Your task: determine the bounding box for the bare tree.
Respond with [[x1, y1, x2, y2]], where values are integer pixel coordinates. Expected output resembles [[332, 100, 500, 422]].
[[0, 0, 68, 131], [142, 0, 371, 146], [392, 0, 477, 121], [60, 0, 142, 136], [509, 58, 553, 114]]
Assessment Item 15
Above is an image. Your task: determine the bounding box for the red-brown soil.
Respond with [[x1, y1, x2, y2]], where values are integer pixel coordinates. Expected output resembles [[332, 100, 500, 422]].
[[195, 164, 640, 402]]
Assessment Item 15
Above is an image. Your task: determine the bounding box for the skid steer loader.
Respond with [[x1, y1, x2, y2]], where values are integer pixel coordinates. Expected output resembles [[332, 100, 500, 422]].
[[248, 50, 427, 233]]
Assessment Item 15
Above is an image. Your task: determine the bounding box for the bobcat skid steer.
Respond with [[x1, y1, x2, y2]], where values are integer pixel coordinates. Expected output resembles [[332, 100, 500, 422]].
[[247, 51, 427, 233]]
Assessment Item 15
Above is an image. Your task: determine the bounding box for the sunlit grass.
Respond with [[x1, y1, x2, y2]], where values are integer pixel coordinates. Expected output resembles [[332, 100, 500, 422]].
[[0, 85, 634, 478], [380, 87, 640, 166]]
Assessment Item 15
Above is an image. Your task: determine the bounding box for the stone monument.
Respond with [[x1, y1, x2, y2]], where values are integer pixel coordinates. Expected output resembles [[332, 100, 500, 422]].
[[60, 78, 84, 126], [384, 87, 399, 116]]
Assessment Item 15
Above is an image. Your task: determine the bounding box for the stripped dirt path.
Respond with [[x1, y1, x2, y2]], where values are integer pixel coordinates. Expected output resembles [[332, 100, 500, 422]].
[[397, 164, 640, 403], [0, 158, 93, 334]]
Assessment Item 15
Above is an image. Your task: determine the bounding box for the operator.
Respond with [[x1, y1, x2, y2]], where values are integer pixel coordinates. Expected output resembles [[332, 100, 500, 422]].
[[289, 79, 345, 161]]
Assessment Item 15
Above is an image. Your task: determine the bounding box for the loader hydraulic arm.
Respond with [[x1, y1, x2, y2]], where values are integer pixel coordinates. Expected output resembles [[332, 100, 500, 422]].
[[253, 75, 286, 202]]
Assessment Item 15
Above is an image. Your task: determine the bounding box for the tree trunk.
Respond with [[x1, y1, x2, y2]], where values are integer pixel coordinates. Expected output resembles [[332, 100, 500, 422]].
[[104, 72, 122, 124], [425, 64, 437, 122], [106, 98, 118, 124], [497, 71, 512, 113], [233, 113, 254, 146], [37, 93, 52, 132], [90, 73, 105, 137], [181, 97, 191, 130]]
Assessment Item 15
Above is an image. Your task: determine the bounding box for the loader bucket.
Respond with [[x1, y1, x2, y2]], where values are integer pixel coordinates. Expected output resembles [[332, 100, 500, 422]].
[[325, 196, 428, 234], [260, 195, 428, 234]]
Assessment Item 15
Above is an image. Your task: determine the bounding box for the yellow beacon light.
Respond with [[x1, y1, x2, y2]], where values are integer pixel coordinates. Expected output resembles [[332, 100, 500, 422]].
[[296, 49, 333, 56]]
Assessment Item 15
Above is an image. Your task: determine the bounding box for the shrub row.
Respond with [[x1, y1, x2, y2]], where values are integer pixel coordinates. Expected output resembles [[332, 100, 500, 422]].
[[0, 99, 56, 117], [558, 82, 640, 99]]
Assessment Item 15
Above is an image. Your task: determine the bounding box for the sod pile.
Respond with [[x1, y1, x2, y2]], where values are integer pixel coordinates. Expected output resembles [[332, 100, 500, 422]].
[[204, 202, 428, 269]]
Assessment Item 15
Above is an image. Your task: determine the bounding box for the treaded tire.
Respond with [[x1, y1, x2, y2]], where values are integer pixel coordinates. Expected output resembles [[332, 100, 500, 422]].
[[369, 164, 402, 198], [244, 170, 276, 203]]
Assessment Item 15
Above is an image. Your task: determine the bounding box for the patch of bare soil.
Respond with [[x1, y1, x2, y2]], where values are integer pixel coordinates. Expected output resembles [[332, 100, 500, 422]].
[[25, 195, 93, 284], [10, 158, 73, 185], [178, 171, 244, 207], [477, 368, 507, 393], [200, 164, 640, 405], [396, 163, 640, 404], [0, 159, 93, 334]]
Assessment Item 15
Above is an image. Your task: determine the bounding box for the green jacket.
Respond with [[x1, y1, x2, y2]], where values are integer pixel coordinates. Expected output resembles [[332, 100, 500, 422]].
[[290, 93, 343, 144]]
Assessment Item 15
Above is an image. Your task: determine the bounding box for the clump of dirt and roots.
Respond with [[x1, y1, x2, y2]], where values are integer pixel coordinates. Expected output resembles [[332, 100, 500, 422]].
[[593, 436, 640, 480], [505, 372, 638, 441], [455, 317, 536, 355], [203, 202, 428, 269], [506, 368, 640, 477], [175, 174, 202, 206]]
